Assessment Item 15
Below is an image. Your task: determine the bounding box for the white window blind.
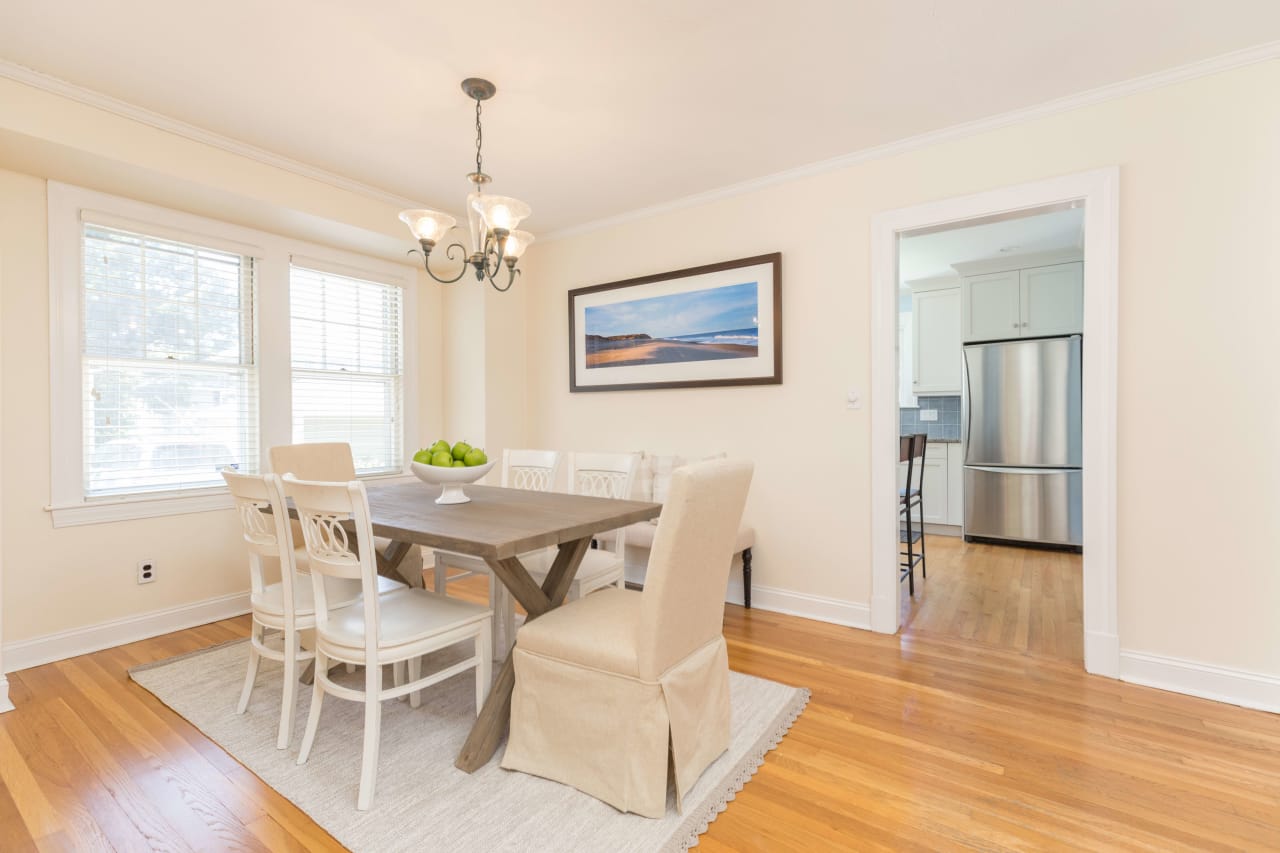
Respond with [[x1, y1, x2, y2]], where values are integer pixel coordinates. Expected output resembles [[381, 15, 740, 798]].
[[289, 265, 404, 475], [81, 223, 258, 497]]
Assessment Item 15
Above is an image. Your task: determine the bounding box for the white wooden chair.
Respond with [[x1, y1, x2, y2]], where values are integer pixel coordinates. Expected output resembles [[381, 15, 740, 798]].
[[546, 454, 638, 595], [286, 475, 492, 811], [223, 469, 402, 749], [269, 442, 425, 588], [433, 448, 561, 651]]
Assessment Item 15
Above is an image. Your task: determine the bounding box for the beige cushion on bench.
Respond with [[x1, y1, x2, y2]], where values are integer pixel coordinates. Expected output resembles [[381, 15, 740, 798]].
[[625, 519, 754, 554]]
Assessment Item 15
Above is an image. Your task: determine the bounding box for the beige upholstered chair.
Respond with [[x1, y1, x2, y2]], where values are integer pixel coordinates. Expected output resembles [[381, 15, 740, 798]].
[[269, 443, 425, 588], [502, 458, 754, 818], [286, 476, 492, 811]]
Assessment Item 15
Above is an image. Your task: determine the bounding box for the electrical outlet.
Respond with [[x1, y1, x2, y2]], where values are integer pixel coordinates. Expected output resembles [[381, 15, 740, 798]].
[[919, 409, 938, 422], [137, 559, 156, 584]]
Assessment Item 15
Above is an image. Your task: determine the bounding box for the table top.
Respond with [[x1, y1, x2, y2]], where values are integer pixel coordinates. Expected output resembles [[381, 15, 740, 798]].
[[365, 481, 661, 560]]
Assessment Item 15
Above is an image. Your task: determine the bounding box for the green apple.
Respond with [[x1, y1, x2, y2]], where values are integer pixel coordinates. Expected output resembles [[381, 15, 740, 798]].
[[413, 448, 432, 464], [430, 439, 451, 456], [430, 450, 454, 467], [451, 441, 472, 461], [453, 459, 467, 467], [463, 447, 487, 467]]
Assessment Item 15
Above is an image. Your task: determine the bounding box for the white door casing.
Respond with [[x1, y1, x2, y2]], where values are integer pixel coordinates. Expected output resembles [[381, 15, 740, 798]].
[[870, 167, 1120, 679]]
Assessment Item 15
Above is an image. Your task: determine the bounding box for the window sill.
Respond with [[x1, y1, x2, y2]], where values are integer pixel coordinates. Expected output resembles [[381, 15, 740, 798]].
[[47, 489, 235, 528], [47, 472, 417, 527]]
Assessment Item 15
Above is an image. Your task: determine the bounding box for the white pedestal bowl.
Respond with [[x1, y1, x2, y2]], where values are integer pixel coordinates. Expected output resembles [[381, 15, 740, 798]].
[[410, 460, 496, 505]]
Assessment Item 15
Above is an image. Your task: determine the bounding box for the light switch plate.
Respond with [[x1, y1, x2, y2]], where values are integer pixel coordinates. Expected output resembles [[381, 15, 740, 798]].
[[919, 409, 938, 421]]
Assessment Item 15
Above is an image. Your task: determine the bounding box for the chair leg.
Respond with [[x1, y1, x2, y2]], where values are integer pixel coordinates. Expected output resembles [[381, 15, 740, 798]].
[[356, 660, 383, 811], [742, 548, 753, 609], [408, 656, 422, 709], [903, 503, 915, 596], [433, 557, 448, 594], [346, 663, 356, 674], [918, 507, 927, 579], [277, 627, 300, 749], [393, 660, 406, 701], [237, 621, 263, 714], [296, 651, 327, 765], [476, 620, 492, 713]]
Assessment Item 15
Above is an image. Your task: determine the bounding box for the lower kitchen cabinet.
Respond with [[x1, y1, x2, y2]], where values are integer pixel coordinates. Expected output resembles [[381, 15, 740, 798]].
[[899, 442, 965, 531]]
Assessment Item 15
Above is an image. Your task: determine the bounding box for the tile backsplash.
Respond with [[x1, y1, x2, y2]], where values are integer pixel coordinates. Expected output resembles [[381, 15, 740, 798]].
[[901, 395, 961, 441]]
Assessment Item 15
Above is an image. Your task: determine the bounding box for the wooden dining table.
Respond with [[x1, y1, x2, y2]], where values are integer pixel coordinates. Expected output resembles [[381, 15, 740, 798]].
[[360, 479, 661, 772]]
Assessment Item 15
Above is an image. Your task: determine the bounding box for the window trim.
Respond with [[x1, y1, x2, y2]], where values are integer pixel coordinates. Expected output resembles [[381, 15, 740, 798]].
[[47, 182, 418, 527]]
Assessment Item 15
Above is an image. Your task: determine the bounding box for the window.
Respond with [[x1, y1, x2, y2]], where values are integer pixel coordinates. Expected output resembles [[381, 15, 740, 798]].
[[81, 224, 258, 496], [289, 265, 404, 475], [48, 182, 418, 527]]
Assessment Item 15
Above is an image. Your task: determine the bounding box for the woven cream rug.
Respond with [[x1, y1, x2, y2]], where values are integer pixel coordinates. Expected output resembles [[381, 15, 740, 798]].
[[130, 639, 807, 852]]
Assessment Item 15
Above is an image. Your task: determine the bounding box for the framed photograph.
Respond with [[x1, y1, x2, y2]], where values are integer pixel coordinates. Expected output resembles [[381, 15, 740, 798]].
[[568, 253, 781, 392]]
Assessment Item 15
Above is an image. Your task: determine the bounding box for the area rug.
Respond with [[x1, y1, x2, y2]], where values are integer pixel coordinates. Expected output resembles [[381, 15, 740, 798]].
[[130, 639, 808, 852]]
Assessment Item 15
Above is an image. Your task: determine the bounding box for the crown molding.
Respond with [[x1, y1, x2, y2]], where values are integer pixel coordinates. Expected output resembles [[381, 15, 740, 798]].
[[0, 58, 425, 211], [542, 39, 1280, 242]]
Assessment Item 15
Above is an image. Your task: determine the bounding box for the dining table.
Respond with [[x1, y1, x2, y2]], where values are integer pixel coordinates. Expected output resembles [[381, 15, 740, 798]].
[[359, 479, 662, 773]]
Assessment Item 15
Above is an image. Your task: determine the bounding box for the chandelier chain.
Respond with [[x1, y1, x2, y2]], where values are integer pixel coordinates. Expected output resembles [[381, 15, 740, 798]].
[[475, 98, 484, 177]]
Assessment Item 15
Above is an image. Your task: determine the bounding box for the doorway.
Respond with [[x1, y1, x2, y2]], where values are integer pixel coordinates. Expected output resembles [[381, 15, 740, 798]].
[[869, 168, 1120, 678]]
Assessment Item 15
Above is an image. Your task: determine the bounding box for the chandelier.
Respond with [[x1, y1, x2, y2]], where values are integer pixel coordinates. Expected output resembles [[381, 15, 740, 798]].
[[399, 78, 533, 292]]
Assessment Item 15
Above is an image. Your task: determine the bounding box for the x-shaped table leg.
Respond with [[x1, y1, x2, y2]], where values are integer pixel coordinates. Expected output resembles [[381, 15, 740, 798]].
[[454, 536, 592, 772]]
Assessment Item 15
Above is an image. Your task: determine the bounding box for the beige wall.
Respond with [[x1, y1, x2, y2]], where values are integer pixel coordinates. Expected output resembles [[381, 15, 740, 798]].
[[0, 79, 444, 649], [521, 60, 1280, 676]]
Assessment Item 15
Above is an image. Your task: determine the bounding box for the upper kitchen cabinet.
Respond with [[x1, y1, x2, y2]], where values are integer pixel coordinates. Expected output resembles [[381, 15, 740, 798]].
[[955, 250, 1083, 343], [910, 279, 962, 395]]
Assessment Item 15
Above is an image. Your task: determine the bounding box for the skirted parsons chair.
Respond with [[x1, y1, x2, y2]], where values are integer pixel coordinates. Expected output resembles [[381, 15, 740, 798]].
[[501, 458, 754, 818]]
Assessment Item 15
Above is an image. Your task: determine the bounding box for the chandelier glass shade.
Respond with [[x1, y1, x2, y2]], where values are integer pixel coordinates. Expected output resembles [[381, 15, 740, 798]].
[[399, 78, 532, 292]]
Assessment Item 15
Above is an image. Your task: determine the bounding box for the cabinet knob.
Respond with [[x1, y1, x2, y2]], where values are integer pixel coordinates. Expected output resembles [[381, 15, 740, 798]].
[[1012, 323, 1019, 328], [1022, 322, 1028, 327]]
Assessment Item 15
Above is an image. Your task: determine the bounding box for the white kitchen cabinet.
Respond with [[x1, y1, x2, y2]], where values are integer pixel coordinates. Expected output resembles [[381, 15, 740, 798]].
[[958, 254, 1083, 343], [962, 270, 1021, 343], [911, 286, 962, 395], [1021, 263, 1084, 337], [920, 453, 948, 524], [899, 441, 963, 531], [946, 442, 964, 526]]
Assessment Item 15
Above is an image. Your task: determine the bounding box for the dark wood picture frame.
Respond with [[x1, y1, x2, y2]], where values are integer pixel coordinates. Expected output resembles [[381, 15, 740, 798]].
[[568, 253, 782, 393]]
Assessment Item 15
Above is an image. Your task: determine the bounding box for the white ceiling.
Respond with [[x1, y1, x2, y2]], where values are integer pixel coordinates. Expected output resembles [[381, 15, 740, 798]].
[[3, 1, 1280, 234], [899, 206, 1084, 286]]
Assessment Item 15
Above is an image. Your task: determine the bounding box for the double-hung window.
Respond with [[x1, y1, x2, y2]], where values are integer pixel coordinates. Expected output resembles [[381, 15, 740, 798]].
[[81, 224, 258, 496], [48, 182, 417, 527], [289, 265, 404, 475]]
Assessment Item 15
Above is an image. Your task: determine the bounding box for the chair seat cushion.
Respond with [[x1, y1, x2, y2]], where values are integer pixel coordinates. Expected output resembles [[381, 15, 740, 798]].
[[515, 587, 642, 677], [523, 547, 623, 585], [252, 568, 404, 617], [320, 588, 490, 652], [624, 521, 755, 553]]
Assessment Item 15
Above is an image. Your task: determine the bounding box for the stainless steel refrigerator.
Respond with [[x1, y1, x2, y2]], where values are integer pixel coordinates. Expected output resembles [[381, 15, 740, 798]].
[[962, 334, 1082, 548]]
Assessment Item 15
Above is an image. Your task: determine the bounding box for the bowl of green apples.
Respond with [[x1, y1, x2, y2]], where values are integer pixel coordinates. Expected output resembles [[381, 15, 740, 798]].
[[409, 440, 495, 504]]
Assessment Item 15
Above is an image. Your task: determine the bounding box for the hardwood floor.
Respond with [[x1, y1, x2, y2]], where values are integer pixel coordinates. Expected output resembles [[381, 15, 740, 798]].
[[3, 572, 1279, 851], [899, 534, 1084, 662]]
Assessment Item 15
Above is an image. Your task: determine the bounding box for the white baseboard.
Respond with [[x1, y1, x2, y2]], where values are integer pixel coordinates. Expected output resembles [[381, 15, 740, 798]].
[[1120, 650, 1280, 714], [3, 591, 251, 675], [725, 579, 871, 630], [0, 677, 13, 713]]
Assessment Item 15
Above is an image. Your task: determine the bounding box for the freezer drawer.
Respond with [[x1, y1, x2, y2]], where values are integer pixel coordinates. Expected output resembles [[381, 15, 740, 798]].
[[964, 466, 1082, 546]]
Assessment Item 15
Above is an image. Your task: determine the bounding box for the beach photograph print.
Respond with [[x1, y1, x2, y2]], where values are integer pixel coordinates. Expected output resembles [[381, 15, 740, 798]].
[[568, 252, 781, 392], [583, 281, 759, 369]]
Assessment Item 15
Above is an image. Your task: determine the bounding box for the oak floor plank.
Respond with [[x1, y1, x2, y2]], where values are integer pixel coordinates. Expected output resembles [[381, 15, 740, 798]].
[[1, 562, 1277, 851]]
